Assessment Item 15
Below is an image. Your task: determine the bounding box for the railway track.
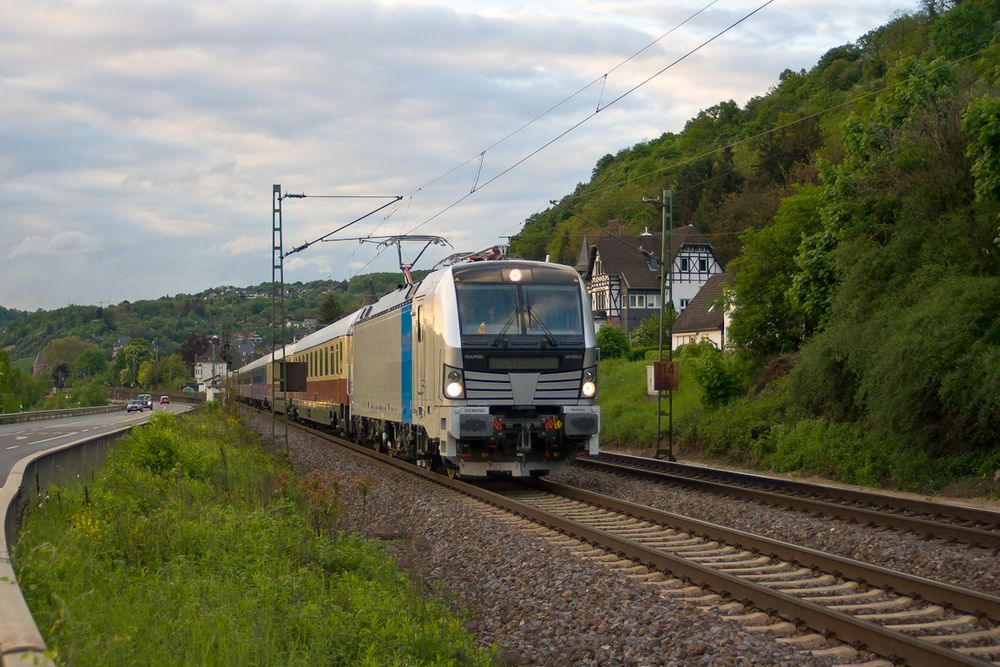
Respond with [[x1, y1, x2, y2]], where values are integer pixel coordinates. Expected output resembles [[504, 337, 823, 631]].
[[576, 452, 1000, 550], [254, 410, 1000, 665], [486, 478, 1000, 666]]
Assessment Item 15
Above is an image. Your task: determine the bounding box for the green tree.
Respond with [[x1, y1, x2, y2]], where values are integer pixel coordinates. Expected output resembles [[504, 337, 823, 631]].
[[962, 93, 1000, 202], [114, 339, 153, 387], [137, 360, 155, 389], [72, 348, 108, 381], [728, 186, 824, 364], [596, 326, 630, 359], [683, 341, 748, 409], [42, 336, 97, 375], [157, 355, 191, 390], [629, 309, 678, 349], [318, 293, 344, 325], [930, 0, 996, 59], [0, 350, 47, 412]]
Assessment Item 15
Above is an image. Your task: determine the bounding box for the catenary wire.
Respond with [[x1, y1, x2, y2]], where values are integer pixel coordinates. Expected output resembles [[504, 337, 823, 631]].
[[389, 0, 721, 209], [403, 0, 777, 237]]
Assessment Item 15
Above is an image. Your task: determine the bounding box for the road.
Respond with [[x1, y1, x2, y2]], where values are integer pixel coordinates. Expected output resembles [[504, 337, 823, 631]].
[[0, 403, 193, 484]]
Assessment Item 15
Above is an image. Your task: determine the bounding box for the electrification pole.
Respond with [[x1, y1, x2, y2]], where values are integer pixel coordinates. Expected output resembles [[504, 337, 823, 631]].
[[643, 189, 676, 462], [272, 184, 288, 453]]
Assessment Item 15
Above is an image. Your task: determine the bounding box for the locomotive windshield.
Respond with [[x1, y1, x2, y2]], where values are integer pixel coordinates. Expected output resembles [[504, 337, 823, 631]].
[[456, 282, 584, 344]]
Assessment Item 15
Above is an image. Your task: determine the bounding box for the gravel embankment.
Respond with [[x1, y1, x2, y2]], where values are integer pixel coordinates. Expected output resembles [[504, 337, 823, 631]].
[[550, 465, 1000, 597], [244, 413, 832, 666]]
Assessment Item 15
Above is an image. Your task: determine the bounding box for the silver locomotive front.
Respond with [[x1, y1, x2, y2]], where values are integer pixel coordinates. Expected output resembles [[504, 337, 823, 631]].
[[413, 260, 600, 477]]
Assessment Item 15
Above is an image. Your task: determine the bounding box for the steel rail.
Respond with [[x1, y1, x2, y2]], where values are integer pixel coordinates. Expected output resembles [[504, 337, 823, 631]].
[[531, 478, 1000, 619], [578, 453, 1000, 549], [271, 414, 998, 667]]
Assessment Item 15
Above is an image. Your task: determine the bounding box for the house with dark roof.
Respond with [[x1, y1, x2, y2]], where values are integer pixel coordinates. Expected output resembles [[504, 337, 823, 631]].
[[577, 225, 725, 333], [671, 273, 730, 350]]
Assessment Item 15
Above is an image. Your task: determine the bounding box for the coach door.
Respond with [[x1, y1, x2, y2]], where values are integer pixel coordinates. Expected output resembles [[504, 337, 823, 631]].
[[414, 299, 427, 417]]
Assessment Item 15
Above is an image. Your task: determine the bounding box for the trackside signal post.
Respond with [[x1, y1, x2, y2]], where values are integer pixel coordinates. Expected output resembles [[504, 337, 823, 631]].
[[642, 189, 677, 462]]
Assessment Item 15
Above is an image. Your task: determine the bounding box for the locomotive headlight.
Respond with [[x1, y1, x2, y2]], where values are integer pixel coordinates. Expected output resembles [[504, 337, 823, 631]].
[[444, 366, 465, 399], [580, 367, 597, 398]]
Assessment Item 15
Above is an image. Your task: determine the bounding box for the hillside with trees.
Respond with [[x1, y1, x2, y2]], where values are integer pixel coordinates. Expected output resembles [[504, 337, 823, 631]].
[[0, 271, 424, 411], [511, 1, 999, 491]]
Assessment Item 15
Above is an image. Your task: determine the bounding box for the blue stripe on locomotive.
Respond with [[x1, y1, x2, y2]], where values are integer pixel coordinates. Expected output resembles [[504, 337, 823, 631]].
[[400, 304, 412, 423]]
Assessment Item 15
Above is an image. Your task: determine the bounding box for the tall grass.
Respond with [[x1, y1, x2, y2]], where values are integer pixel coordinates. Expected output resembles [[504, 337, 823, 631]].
[[597, 357, 699, 450], [14, 407, 494, 666]]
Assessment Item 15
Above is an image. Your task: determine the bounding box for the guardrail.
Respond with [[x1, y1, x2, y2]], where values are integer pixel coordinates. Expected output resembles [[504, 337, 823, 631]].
[[0, 426, 136, 666], [0, 404, 125, 426], [109, 389, 207, 404]]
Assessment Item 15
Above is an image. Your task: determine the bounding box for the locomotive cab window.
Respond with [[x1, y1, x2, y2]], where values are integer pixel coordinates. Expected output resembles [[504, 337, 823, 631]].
[[455, 280, 584, 343]]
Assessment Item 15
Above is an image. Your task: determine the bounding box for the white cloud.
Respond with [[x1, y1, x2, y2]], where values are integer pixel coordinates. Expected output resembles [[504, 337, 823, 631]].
[[8, 231, 101, 258], [217, 235, 265, 256], [0, 0, 915, 310]]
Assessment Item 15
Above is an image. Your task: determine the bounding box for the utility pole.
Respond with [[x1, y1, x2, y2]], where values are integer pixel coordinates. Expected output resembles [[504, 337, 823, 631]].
[[642, 188, 676, 462]]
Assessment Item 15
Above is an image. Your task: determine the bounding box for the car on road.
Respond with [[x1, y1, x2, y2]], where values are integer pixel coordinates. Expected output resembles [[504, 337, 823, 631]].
[[138, 393, 153, 409], [160, 395, 170, 405], [126, 400, 144, 412]]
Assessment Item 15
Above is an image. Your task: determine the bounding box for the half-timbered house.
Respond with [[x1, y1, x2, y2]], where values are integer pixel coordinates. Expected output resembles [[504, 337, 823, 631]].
[[577, 225, 724, 333], [671, 273, 730, 350]]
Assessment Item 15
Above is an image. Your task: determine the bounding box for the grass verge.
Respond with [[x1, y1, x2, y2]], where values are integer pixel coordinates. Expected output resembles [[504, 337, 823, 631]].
[[14, 406, 495, 666], [596, 356, 699, 449]]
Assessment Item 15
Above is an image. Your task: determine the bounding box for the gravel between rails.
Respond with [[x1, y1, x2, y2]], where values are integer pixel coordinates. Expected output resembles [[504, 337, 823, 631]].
[[550, 465, 1000, 598], [244, 414, 832, 666]]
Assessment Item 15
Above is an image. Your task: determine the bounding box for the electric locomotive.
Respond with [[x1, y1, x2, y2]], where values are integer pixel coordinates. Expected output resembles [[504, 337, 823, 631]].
[[350, 258, 599, 477], [234, 256, 600, 478]]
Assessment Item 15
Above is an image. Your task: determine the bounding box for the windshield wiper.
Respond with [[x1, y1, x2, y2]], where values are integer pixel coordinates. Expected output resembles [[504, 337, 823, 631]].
[[491, 308, 521, 347], [524, 306, 558, 348]]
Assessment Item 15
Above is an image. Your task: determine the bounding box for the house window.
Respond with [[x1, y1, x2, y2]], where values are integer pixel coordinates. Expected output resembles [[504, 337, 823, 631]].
[[679, 257, 690, 271], [698, 258, 707, 271], [629, 294, 660, 309], [679, 298, 690, 311]]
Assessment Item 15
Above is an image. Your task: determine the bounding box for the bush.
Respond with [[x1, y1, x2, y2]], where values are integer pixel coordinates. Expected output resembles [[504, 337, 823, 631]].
[[682, 342, 750, 409], [758, 418, 893, 486], [683, 379, 792, 459], [597, 326, 630, 359], [629, 311, 676, 348]]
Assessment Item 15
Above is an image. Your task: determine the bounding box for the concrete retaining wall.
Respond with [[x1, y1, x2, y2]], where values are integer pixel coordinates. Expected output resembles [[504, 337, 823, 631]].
[[0, 426, 135, 666]]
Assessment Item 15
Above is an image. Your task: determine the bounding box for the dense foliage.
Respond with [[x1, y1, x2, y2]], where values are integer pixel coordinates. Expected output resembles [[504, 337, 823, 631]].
[[15, 408, 493, 665], [521, 2, 1000, 491], [0, 271, 427, 408], [0, 272, 424, 365]]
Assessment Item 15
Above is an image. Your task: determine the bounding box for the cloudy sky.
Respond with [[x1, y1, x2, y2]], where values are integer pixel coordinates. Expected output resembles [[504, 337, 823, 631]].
[[2, 0, 914, 311]]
